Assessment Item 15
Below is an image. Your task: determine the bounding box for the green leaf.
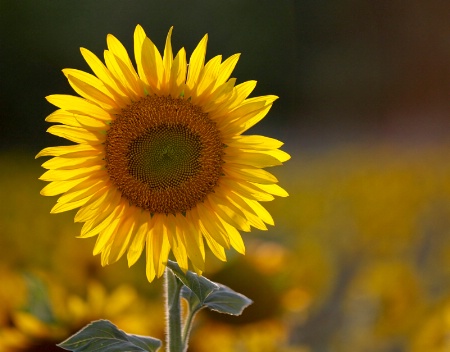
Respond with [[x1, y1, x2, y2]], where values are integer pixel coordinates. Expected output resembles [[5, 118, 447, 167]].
[[58, 320, 161, 352], [126, 334, 162, 351], [180, 282, 252, 316], [166, 260, 218, 303], [204, 284, 253, 316]]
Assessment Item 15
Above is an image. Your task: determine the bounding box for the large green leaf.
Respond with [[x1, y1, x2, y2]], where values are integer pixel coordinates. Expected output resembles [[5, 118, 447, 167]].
[[58, 320, 161, 352], [203, 284, 253, 316], [166, 260, 218, 303]]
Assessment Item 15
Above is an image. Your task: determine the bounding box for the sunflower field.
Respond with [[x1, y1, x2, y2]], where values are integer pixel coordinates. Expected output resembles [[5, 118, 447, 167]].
[[1, 141, 450, 351]]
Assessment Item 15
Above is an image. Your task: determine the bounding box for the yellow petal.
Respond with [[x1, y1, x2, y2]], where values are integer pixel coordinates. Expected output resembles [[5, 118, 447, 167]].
[[194, 55, 222, 100], [41, 155, 102, 170], [63, 69, 115, 99], [141, 36, 164, 91], [80, 201, 125, 238], [45, 110, 82, 127], [46, 95, 112, 121], [145, 244, 156, 282], [223, 164, 279, 184], [93, 216, 121, 256], [202, 78, 237, 114], [251, 183, 289, 197], [190, 209, 227, 263], [40, 165, 105, 181], [202, 231, 227, 262], [211, 189, 247, 221], [162, 27, 174, 93], [107, 207, 139, 264], [226, 97, 278, 135], [166, 214, 189, 272], [46, 125, 105, 144], [169, 48, 187, 96], [196, 203, 230, 249], [107, 34, 138, 80], [58, 180, 107, 204], [74, 114, 109, 131], [224, 149, 282, 168], [226, 135, 284, 150], [75, 186, 118, 223], [45, 110, 108, 131], [222, 80, 257, 112], [66, 74, 120, 112], [220, 219, 245, 255], [133, 25, 149, 86], [101, 243, 114, 266], [206, 195, 250, 232], [243, 197, 274, 226], [220, 178, 274, 202], [151, 214, 172, 278], [214, 54, 240, 89], [217, 100, 266, 127], [50, 193, 94, 213], [178, 212, 205, 270], [205, 79, 256, 118], [80, 47, 130, 105], [157, 228, 171, 278], [221, 190, 267, 231], [104, 50, 141, 100], [127, 213, 149, 267], [36, 144, 102, 158], [262, 149, 291, 163], [186, 34, 208, 92], [40, 177, 90, 196]]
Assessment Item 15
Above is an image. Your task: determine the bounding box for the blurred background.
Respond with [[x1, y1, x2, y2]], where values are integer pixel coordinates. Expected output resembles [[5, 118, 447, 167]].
[[1, 1, 450, 351]]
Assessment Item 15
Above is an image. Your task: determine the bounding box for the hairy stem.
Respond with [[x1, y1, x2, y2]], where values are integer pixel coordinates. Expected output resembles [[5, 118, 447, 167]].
[[182, 307, 198, 347], [165, 268, 184, 352]]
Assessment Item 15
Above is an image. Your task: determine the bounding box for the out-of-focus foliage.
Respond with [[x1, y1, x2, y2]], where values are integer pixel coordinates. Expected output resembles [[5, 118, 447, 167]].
[[1, 142, 450, 351]]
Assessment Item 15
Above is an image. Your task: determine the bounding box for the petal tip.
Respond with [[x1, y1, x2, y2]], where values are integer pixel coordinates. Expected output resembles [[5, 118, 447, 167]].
[[61, 68, 70, 78]]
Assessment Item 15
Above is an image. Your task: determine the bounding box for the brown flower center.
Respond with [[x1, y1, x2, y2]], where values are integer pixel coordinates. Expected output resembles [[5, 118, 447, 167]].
[[105, 95, 223, 214]]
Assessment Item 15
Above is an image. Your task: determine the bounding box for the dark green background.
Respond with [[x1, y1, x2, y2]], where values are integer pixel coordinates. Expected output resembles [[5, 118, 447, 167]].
[[1, 0, 450, 152]]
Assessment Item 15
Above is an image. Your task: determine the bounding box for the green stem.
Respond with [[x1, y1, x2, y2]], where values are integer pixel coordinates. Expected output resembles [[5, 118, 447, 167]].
[[165, 268, 184, 352], [182, 307, 197, 347]]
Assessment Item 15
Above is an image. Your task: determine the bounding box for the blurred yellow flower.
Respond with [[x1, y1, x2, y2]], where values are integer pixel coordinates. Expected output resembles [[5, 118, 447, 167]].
[[0, 275, 161, 352], [410, 297, 450, 352], [37, 25, 289, 282], [190, 319, 307, 352]]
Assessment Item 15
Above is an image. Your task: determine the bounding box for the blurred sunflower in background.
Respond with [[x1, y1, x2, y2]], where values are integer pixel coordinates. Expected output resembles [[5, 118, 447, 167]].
[[0, 273, 162, 352], [37, 25, 289, 282]]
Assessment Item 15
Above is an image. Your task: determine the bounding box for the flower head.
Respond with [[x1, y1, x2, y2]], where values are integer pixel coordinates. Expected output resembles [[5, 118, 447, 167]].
[[38, 25, 289, 282]]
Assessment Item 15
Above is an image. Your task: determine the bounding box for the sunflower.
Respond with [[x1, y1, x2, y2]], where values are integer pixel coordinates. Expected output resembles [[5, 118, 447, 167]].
[[37, 25, 289, 282]]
